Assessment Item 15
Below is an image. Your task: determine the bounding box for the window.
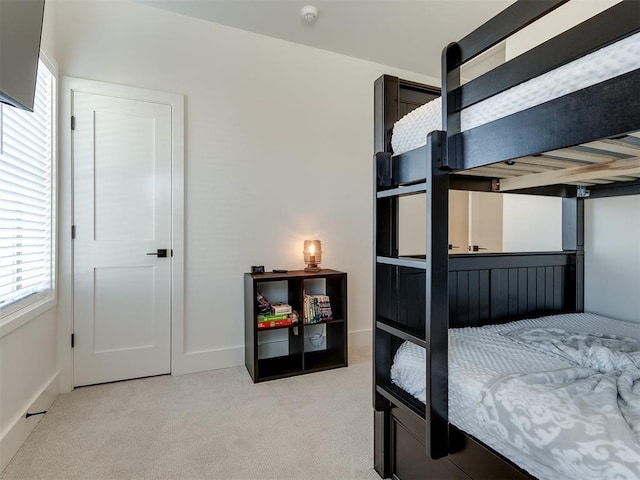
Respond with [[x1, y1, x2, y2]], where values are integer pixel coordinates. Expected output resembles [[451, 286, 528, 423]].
[[0, 59, 56, 319]]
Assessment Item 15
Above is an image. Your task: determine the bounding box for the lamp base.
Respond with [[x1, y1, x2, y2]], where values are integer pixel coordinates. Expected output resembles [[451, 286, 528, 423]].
[[304, 264, 320, 272]]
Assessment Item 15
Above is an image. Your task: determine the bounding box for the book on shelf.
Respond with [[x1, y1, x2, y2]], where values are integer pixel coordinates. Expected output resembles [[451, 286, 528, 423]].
[[257, 318, 294, 329], [303, 294, 332, 324], [271, 302, 292, 315], [257, 313, 289, 322]]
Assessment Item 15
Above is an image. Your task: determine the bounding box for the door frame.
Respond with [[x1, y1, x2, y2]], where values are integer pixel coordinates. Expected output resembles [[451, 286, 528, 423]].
[[58, 77, 185, 392]]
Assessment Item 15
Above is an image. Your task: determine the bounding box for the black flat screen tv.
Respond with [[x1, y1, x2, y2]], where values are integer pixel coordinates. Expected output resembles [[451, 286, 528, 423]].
[[0, 0, 45, 112]]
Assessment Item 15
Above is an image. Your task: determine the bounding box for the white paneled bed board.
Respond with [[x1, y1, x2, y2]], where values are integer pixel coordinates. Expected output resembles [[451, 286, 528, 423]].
[[391, 313, 640, 480]]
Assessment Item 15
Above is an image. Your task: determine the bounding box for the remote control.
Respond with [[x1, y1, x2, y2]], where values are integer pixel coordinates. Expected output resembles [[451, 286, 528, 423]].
[[272, 269, 288, 273]]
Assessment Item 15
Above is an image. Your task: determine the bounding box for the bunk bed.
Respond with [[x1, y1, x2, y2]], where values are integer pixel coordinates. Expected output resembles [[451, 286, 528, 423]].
[[372, 1, 640, 479]]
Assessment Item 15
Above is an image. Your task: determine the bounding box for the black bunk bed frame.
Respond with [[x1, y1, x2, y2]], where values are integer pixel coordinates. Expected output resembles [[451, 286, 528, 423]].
[[373, 1, 640, 479]]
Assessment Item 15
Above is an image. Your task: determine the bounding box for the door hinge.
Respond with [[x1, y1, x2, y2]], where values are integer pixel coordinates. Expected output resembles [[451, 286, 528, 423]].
[[71, 225, 76, 239], [71, 333, 75, 348], [71, 116, 76, 131], [171, 249, 174, 257]]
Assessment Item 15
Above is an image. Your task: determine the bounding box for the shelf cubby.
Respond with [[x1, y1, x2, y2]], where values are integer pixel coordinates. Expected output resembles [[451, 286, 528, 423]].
[[244, 269, 347, 382]]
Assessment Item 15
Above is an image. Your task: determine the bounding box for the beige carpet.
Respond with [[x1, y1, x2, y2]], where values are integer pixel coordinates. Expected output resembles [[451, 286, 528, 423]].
[[1, 347, 380, 480]]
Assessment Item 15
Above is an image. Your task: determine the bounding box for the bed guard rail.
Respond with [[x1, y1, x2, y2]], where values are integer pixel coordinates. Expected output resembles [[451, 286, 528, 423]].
[[442, 0, 640, 170]]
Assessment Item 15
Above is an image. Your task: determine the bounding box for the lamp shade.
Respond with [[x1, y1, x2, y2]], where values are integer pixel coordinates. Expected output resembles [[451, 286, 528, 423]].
[[303, 240, 322, 272]]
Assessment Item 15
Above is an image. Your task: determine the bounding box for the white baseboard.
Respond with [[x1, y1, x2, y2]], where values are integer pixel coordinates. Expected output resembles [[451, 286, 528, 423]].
[[0, 371, 59, 473], [172, 328, 372, 376], [172, 345, 244, 376], [348, 328, 372, 351]]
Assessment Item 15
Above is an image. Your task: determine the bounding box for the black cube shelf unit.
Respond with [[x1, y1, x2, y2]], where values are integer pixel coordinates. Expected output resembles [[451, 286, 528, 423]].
[[244, 269, 348, 383]]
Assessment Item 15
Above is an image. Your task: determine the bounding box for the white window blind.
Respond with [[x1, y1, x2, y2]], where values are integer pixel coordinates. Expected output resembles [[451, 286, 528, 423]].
[[0, 60, 55, 317]]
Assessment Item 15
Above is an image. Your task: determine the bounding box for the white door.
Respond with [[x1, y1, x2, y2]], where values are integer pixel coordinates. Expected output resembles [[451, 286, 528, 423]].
[[448, 191, 469, 254], [468, 192, 503, 253], [73, 91, 172, 386]]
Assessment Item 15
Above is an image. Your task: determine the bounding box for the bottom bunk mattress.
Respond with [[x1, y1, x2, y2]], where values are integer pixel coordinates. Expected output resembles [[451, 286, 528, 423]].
[[390, 312, 640, 480]]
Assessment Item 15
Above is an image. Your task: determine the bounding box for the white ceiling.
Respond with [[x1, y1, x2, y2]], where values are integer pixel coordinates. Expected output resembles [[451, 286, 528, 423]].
[[134, 0, 515, 79]]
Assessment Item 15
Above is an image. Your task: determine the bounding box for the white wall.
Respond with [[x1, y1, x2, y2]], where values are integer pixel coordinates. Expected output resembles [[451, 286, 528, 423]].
[[0, 310, 59, 471], [585, 197, 640, 323], [506, 0, 621, 59], [502, 194, 562, 252], [54, 0, 436, 381], [0, 0, 59, 471], [398, 195, 426, 256]]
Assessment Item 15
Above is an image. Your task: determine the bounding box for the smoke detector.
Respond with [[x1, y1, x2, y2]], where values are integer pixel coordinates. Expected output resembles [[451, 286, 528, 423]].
[[301, 5, 318, 23]]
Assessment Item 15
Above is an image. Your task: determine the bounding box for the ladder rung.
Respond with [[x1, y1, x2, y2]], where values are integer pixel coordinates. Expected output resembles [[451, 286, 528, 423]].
[[376, 320, 429, 349], [376, 256, 427, 269], [377, 182, 427, 198]]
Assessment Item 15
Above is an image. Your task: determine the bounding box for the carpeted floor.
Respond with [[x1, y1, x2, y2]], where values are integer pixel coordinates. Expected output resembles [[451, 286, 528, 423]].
[[1, 347, 380, 480]]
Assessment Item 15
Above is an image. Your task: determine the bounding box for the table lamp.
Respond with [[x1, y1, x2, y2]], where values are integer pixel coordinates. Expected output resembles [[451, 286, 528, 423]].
[[303, 240, 322, 272]]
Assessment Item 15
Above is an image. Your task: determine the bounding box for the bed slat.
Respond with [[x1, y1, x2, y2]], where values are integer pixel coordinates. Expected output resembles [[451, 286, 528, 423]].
[[586, 139, 640, 156], [544, 149, 617, 163], [515, 156, 586, 168], [499, 156, 640, 191]]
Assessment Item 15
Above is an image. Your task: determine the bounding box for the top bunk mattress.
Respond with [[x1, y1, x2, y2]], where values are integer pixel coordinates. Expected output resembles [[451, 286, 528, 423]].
[[390, 312, 640, 480], [391, 32, 640, 156]]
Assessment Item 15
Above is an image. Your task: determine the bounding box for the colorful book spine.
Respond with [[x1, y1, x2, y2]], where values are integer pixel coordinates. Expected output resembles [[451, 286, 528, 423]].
[[303, 294, 333, 324], [257, 318, 294, 329], [257, 313, 289, 322]]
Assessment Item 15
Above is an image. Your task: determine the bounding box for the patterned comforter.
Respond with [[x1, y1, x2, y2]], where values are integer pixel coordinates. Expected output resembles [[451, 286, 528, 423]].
[[479, 328, 640, 479], [390, 313, 640, 479]]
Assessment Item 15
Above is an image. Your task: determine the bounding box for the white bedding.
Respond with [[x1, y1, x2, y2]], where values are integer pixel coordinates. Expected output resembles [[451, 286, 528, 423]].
[[391, 32, 640, 156], [390, 312, 640, 480]]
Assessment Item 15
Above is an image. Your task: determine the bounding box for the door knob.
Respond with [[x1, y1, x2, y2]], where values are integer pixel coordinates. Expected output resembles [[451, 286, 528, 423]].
[[469, 245, 487, 252], [146, 249, 168, 258]]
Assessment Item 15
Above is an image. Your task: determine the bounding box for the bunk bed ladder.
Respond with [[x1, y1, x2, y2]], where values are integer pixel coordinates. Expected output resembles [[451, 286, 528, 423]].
[[373, 130, 450, 463]]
